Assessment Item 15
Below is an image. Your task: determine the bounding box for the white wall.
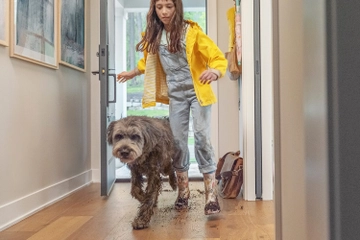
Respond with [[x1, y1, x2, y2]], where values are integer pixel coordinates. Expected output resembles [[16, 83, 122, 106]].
[[274, 0, 307, 238], [303, 0, 329, 238], [274, 0, 331, 238], [208, 0, 220, 161], [0, 2, 92, 230], [216, 0, 241, 159]]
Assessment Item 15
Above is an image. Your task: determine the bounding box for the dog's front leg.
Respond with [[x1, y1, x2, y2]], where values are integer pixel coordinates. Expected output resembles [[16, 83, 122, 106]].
[[132, 170, 162, 230], [130, 168, 146, 203], [163, 159, 177, 191]]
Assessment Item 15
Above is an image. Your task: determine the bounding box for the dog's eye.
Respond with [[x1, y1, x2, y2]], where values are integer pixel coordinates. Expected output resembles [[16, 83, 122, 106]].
[[114, 134, 124, 141], [130, 134, 140, 141]]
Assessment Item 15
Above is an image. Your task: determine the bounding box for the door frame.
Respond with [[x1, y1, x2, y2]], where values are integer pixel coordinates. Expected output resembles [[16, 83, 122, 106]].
[[99, 0, 116, 196]]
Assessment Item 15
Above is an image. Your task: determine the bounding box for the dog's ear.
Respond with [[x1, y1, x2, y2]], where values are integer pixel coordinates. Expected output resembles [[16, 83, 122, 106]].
[[107, 121, 116, 145]]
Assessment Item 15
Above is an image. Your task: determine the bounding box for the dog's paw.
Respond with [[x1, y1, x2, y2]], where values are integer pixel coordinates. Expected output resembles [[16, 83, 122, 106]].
[[132, 218, 150, 230]]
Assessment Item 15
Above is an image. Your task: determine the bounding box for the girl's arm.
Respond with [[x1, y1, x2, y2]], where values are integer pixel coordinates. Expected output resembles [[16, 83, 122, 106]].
[[117, 46, 148, 83], [196, 30, 228, 84], [117, 68, 141, 83]]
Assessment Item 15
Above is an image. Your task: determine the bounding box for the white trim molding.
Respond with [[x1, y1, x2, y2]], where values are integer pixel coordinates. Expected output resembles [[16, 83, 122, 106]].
[[0, 170, 92, 231], [260, 0, 275, 201], [242, 0, 256, 201]]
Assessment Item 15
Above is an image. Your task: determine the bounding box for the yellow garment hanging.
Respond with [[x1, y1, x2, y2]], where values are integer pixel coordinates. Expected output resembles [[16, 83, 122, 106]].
[[227, 6, 236, 52]]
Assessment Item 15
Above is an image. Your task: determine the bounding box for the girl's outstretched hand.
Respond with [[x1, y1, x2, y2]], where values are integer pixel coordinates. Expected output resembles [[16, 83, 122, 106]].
[[117, 70, 136, 83], [199, 70, 219, 84]]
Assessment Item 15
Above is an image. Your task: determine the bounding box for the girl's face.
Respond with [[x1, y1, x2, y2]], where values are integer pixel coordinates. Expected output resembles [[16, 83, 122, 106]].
[[155, 0, 175, 29]]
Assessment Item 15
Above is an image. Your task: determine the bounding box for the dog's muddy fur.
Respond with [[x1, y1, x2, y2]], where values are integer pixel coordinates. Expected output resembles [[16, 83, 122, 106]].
[[107, 116, 178, 230]]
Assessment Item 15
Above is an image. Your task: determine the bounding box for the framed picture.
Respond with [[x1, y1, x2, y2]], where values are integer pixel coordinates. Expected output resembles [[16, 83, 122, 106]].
[[59, 0, 85, 72], [0, 0, 9, 46], [10, 0, 58, 69]]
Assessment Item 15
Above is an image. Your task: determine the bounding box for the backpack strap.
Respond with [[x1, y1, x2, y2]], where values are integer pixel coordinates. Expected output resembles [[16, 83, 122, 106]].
[[220, 156, 243, 178], [215, 150, 241, 180]]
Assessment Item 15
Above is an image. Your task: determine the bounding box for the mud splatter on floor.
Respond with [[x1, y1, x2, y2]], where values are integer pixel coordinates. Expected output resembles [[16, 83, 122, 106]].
[[152, 187, 208, 227]]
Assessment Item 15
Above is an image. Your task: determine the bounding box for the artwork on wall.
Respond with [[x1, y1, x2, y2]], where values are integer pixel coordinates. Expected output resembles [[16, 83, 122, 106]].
[[59, 0, 85, 72], [10, 0, 58, 68], [0, 0, 9, 46]]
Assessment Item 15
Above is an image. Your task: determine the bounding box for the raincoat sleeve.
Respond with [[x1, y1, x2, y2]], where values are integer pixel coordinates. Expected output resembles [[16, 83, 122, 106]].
[[137, 50, 147, 74], [195, 30, 228, 78], [136, 32, 148, 74]]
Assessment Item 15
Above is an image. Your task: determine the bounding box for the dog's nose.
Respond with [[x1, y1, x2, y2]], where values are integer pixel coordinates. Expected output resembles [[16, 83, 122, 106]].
[[119, 147, 130, 158], [121, 151, 129, 158]]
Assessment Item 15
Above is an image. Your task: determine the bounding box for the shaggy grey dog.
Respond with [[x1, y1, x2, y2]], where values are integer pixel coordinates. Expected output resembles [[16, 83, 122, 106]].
[[107, 116, 178, 230]]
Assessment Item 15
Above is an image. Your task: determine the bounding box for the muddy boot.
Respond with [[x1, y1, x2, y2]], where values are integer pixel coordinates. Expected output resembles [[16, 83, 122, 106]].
[[174, 171, 190, 210], [203, 172, 221, 215]]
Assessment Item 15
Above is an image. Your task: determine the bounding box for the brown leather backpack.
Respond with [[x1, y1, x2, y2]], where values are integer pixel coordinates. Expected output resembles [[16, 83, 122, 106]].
[[215, 150, 243, 199]]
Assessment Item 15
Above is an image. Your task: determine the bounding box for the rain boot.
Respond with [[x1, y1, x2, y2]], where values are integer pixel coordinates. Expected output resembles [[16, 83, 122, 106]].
[[203, 172, 221, 215], [174, 171, 190, 210]]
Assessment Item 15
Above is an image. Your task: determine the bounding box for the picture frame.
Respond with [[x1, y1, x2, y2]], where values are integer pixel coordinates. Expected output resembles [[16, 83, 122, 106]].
[[10, 0, 58, 69], [0, 0, 9, 46], [59, 0, 85, 72]]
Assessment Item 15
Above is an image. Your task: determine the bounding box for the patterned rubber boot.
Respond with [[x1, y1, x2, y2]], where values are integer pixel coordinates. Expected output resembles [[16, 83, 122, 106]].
[[174, 171, 190, 210], [203, 172, 221, 215]]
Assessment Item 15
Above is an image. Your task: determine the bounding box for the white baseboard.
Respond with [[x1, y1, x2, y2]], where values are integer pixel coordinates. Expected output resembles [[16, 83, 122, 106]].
[[0, 170, 92, 231]]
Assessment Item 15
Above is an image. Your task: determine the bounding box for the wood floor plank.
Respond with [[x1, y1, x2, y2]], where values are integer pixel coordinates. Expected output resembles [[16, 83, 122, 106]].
[[27, 216, 92, 240], [6, 184, 97, 233], [180, 239, 220, 240], [0, 232, 34, 240], [0, 182, 275, 240]]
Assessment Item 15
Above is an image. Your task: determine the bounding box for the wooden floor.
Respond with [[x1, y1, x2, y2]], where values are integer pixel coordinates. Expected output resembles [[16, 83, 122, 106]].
[[0, 182, 275, 240]]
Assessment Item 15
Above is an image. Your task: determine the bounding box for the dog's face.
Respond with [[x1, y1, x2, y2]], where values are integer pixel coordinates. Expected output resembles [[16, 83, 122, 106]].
[[107, 120, 145, 164]]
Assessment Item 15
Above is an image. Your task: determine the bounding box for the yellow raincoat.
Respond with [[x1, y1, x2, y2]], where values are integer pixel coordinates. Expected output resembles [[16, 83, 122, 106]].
[[137, 20, 227, 108]]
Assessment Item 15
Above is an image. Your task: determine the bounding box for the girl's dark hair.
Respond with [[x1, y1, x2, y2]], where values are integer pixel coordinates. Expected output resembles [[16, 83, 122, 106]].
[[136, 0, 185, 54]]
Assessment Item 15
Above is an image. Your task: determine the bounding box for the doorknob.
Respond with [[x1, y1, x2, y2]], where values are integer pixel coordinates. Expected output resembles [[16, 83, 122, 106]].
[[92, 69, 115, 75], [91, 69, 105, 76]]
